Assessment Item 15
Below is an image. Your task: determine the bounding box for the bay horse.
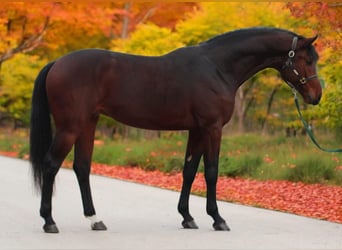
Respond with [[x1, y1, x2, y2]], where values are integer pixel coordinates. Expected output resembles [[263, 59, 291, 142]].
[[30, 27, 322, 233]]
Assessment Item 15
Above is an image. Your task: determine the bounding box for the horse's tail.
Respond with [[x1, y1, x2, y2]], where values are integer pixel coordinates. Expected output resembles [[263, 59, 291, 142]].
[[30, 62, 55, 191]]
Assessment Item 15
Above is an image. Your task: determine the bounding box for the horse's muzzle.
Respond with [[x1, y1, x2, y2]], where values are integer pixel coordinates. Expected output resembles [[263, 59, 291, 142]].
[[308, 92, 322, 105]]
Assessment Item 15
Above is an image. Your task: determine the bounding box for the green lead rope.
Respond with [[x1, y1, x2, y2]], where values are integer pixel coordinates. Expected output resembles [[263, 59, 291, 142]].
[[293, 91, 342, 153]]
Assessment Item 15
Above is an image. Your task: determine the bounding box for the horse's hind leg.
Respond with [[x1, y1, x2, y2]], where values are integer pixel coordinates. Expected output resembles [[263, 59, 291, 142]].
[[73, 118, 107, 231], [40, 130, 76, 233]]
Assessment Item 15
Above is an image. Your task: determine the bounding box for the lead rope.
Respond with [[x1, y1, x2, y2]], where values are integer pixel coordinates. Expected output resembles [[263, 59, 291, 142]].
[[292, 89, 342, 153]]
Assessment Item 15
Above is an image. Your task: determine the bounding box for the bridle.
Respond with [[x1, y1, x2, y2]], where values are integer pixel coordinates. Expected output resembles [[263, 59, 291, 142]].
[[282, 36, 318, 88], [283, 37, 342, 153]]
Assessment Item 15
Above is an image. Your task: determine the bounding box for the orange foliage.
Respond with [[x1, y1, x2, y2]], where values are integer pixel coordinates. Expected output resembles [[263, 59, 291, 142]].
[[131, 2, 198, 29], [0, 2, 197, 62], [287, 2, 341, 51], [0, 2, 52, 62]]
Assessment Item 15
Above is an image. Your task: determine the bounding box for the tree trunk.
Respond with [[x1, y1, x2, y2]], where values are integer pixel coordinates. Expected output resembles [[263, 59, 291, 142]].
[[121, 2, 131, 39], [234, 88, 245, 132], [261, 84, 281, 134]]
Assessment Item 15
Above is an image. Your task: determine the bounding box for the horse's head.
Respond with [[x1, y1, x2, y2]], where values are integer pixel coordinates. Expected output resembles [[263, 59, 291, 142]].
[[280, 35, 322, 105]]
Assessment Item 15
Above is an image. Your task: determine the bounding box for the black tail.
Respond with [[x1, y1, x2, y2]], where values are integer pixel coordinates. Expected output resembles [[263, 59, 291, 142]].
[[30, 62, 55, 191]]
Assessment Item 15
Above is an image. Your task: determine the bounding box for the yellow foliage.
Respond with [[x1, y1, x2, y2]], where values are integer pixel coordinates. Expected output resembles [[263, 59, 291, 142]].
[[176, 2, 297, 46], [0, 54, 47, 123], [112, 23, 183, 56]]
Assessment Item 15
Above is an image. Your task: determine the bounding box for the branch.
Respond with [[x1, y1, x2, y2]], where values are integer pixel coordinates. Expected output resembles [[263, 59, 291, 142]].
[[329, 3, 342, 7], [0, 15, 50, 64]]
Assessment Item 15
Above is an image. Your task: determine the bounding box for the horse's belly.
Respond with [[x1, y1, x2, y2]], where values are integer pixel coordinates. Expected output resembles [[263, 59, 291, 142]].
[[102, 105, 194, 131]]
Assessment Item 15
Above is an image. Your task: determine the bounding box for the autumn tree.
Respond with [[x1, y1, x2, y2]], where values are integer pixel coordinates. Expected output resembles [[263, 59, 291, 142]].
[[0, 1, 198, 64], [0, 2, 53, 66], [0, 2, 117, 126], [41, 2, 197, 59], [287, 2, 341, 52], [0, 54, 46, 127]]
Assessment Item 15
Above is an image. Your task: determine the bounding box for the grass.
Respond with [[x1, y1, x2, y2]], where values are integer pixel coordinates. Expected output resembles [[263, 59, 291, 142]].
[[219, 153, 263, 177], [282, 155, 340, 184], [1, 128, 341, 186], [0, 129, 29, 158]]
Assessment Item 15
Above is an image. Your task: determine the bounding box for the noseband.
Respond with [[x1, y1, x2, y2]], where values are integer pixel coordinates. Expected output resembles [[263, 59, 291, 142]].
[[283, 36, 318, 87]]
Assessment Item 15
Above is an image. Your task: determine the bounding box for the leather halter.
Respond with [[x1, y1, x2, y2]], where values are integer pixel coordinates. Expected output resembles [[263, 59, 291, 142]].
[[283, 36, 318, 88]]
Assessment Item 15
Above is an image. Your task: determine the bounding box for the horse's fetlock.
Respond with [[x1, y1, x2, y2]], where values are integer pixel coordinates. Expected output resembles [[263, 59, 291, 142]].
[[206, 206, 219, 217], [177, 203, 186, 214]]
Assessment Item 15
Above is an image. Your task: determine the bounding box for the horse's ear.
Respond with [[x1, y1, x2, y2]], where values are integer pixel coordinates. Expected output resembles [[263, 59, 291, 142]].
[[299, 35, 318, 48]]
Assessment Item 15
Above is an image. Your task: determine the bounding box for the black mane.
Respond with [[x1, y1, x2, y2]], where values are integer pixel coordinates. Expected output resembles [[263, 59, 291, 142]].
[[202, 27, 299, 45]]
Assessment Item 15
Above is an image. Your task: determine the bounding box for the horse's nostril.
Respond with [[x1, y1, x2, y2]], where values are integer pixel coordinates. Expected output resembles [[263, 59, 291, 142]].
[[310, 93, 321, 105]]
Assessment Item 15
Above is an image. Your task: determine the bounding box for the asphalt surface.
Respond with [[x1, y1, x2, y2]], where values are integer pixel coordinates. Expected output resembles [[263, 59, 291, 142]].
[[1, 155, 342, 250]]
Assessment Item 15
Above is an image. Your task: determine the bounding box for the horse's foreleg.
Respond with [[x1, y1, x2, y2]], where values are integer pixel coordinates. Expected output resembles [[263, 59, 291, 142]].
[[40, 131, 76, 233], [73, 118, 107, 231], [203, 127, 230, 231], [178, 129, 202, 229]]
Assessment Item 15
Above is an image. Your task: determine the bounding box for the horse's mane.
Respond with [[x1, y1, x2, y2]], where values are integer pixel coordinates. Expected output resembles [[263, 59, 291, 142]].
[[202, 27, 298, 45]]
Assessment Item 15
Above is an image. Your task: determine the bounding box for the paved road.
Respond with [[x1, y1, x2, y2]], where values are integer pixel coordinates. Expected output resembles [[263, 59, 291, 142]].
[[1, 155, 342, 250]]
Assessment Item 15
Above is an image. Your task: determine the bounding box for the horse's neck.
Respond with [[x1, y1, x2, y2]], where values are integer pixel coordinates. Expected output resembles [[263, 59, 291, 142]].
[[203, 35, 287, 89], [231, 52, 283, 87]]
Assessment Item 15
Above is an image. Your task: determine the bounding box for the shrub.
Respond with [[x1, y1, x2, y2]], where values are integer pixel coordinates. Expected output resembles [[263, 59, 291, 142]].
[[219, 154, 263, 177], [284, 155, 338, 184]]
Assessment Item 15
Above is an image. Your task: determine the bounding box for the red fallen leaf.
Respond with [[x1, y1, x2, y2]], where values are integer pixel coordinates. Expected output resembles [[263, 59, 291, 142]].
[[89, 163, 342, 224], [0, 151, 19, 158]]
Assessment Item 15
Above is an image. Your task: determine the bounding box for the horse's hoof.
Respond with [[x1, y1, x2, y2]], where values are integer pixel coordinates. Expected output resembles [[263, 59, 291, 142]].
[[182, 220, 199, 229], [43, 224, 59, 233], [213, 221, 230, 231], [91, 221, 107, 231]]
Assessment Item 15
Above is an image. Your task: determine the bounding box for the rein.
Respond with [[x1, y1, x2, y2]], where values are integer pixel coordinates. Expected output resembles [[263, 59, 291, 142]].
[[285, 37, 342, 153], [292, 90, 342, 153]]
